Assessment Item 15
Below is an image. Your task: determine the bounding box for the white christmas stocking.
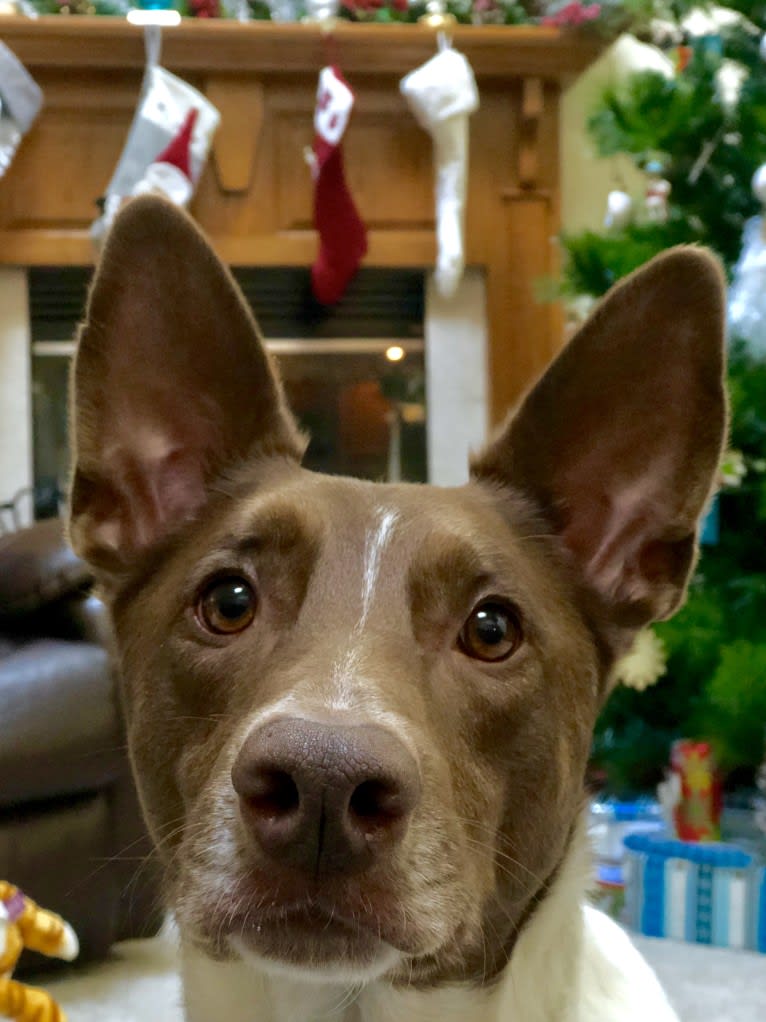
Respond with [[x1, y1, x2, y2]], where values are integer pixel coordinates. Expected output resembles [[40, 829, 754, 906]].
[[400, 47, 479, 298], [92, 66, 220, 245], [0, 42, 43, 179]]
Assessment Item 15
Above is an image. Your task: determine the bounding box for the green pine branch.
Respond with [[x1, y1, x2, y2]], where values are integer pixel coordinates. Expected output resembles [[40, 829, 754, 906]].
[[562, 38, 766, 297], [566, 29, 766, 788]]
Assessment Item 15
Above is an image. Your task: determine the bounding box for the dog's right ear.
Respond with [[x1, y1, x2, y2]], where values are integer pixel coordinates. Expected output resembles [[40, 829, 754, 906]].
[[472, 247, 727, 655], [68, 196, 304, 580]]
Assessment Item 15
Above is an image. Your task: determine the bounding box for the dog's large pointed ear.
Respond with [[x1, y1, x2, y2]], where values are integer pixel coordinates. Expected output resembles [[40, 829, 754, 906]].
[[472, 248, 727, 647], [69, 196, 304, 578]]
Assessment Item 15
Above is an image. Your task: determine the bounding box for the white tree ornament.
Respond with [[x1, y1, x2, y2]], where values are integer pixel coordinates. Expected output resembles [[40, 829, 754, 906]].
[[604, 189, 633, 230]]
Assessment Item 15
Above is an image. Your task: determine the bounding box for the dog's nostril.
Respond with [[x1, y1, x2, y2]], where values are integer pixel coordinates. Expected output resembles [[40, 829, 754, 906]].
[[246, 769, 300, 817], [349, 779, 404, 828]]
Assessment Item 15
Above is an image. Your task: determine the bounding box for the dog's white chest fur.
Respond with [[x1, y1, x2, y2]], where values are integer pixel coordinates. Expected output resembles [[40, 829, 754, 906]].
[[181, 911, 676, 1022], [181, 834, 678, 1022]]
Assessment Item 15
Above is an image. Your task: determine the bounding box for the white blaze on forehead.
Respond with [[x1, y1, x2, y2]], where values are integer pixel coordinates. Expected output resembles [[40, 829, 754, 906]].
[[359, 507, 399, 632], [328, 507, 399, 711]]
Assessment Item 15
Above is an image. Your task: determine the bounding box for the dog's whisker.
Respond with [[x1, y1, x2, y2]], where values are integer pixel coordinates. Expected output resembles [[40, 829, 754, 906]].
[[460, 834, 547, 889]]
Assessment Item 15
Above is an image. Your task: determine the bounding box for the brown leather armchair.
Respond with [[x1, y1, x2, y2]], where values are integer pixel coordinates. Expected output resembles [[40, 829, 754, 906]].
[[0, 519, 162, 972]]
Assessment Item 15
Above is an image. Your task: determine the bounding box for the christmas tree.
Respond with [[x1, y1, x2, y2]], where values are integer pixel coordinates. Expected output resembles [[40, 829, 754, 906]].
[[563, 5, 766, 794]]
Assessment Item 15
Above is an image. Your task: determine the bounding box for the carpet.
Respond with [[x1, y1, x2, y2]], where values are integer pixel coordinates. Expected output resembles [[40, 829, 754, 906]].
[[42, 932, 766, 1022], [634, 936, 766, 1022], [45, 935, 183, 1022]]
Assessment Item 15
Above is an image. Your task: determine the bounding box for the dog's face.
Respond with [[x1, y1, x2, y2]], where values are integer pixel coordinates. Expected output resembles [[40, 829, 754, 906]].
[[68, 198, 726, 988]]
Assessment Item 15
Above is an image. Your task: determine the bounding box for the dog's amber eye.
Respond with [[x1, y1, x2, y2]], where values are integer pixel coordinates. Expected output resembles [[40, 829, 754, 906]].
[[459, 600, 522, 662], [198, 576, 257, 635]]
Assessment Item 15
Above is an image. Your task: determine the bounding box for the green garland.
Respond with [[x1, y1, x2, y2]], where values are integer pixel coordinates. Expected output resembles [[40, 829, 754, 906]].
[[16, 0, 695, 28], [27, 0, 129, 13], [20, 0, 535, 19]]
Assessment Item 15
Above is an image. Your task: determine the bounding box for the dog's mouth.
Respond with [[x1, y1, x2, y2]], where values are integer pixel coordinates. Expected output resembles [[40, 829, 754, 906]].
[[197, 877, 413, 974], [232, 900, 394, 971]]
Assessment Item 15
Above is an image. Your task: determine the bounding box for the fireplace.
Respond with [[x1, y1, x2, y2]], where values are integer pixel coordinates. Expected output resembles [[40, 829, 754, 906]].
[[9, 264, 488, 517], [0, 19, 599, 512]]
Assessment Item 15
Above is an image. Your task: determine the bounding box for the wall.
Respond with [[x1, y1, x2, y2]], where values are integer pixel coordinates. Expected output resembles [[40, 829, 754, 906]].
[[425, 269, 489, 486], [0, 267, 32, 503], [560, 34, 673, 234]]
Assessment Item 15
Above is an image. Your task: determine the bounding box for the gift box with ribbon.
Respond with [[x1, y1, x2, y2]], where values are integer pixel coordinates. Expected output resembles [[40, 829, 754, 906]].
[[624, 832, 766, 952]]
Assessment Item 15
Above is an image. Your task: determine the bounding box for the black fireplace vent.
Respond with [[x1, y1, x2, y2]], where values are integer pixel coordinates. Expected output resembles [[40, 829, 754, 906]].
[[29, 266, 425, 342]]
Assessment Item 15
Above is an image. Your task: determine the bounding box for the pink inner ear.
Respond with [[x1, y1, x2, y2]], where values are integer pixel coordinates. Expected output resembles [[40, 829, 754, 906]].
[[559, 472, 674, 606], [87, 425, 208, 561], [134, 442, 207, 549]]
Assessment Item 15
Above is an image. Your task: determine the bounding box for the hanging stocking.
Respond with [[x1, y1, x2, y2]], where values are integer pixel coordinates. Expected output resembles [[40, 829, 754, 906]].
[[92, 65, 219, 245], [0, 42, 43, 179], [400, 46, 479, 298], [309, 66, 368, 306], [132, 108, 198, 206]]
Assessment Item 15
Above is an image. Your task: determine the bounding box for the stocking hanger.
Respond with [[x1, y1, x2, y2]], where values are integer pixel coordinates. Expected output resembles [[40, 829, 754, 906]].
[[418, 0, 456, 49], [126, 6, 180, 26]]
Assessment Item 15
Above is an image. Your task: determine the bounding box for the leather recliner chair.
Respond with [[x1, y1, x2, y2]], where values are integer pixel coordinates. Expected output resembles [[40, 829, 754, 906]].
[[0, 518, 162, 972]]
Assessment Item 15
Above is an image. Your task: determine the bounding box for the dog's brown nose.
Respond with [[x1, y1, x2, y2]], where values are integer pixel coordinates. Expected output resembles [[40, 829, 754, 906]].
[[232, 718, 420, 877]]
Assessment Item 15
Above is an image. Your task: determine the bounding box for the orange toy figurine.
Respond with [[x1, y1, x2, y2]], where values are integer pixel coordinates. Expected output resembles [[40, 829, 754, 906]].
[[0, 882, 78, 1022]]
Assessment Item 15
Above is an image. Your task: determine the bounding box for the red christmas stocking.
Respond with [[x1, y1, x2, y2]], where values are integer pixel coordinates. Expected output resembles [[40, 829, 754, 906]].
[[310, 66, 368, 305]]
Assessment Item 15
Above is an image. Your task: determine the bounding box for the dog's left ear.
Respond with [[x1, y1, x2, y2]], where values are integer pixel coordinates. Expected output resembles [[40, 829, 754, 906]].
[[472, 248, 727, 647], [69, 196, 304, 579]]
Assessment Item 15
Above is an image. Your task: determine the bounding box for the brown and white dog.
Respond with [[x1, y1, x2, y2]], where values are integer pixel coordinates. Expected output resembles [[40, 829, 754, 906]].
[[68, 196, 726, 1022]]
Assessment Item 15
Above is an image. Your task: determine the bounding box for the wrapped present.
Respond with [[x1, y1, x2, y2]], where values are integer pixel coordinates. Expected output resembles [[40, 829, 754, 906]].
[[624, 833, 766, 952], [670, 739, 723, 841]]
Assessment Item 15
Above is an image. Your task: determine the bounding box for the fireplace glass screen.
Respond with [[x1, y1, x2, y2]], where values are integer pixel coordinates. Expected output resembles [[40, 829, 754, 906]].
[[29, 267, 426, 518]]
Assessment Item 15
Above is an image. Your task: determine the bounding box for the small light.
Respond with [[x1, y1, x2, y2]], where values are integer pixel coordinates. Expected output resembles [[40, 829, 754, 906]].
[[127, 9, 182, 25], [385, 345, 406, 363]]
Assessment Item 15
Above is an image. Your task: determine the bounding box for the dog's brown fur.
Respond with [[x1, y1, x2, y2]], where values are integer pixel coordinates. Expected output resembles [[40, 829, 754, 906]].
[[68, 196, 726, 992]]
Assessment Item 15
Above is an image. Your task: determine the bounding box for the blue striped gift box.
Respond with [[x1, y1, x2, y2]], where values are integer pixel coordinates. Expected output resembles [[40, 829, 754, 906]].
[[623, 833, 766, 952]]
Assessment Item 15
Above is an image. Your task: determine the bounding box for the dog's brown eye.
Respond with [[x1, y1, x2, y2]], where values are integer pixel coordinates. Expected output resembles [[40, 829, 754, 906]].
[[198, 576, 257, 635], [459, 600, 522, 662]]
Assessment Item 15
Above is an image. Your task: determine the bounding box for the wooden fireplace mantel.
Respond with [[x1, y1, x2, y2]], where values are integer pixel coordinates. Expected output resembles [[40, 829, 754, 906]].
[[0, 16, 600, 421]]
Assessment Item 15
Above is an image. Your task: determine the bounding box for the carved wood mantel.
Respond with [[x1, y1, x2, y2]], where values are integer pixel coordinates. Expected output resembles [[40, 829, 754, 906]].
[[0, 16, 599, 421]]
